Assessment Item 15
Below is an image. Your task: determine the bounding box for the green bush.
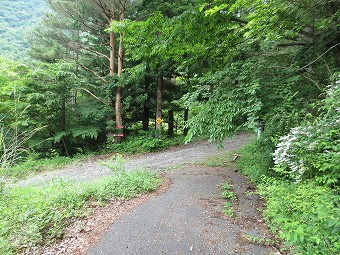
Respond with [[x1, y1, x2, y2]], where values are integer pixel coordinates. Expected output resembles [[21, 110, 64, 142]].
[[273, 81, 340, 187], [102, 132, 184, 155], [1, 153, 75, 182], [258, 179, 340, 255], [236, 139, 274, 183]]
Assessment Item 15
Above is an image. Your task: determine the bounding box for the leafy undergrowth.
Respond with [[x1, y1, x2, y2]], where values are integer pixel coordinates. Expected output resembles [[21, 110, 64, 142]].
[[102, 133, 185, 155], [258, 178, 339, 255], [237, 140, 340, 255], [0, 170, 161, 255], [0, 154, 77, 182]]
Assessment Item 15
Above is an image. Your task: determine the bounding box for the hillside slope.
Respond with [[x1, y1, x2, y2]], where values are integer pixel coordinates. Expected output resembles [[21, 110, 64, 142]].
[[0, 0, 47, 60]]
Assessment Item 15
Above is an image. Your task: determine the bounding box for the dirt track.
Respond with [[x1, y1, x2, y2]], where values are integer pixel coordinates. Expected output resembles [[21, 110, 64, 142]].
[[16, 133, 251, 186]]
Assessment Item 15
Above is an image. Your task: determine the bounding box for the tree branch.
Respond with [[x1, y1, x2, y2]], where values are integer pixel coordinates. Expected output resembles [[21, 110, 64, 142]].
[[277, 42, 307, 47], [77, 88, 111, 106], [80, 46, 110, 60], [74, 61, 108, 83], [298, 42, 340, 71]]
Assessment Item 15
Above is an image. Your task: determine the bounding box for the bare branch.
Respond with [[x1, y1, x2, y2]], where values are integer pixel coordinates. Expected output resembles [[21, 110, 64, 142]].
[[298, 42, 340, 71], [77, 88, 111, 106], [74, 60, 108, 83], [277, 42, 307, 47], [80, 46, 110, 60]]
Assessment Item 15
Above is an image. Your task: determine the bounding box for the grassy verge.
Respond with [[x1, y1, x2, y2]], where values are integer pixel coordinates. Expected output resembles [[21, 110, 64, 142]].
[[195, 151, 235, 167], [0, 154, 78, 182], [0, 170, 161, 255], [236, 140, 340, 255]]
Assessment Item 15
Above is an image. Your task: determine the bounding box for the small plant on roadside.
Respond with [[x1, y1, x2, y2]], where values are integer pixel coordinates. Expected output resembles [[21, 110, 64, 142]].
[[222, 190, 237, 200], [221, 179, 237, 217], [100, 153, 125, 173], [221, 180, 237, 201], [223, 201, 234, 217], [243, 234, 275, 246]]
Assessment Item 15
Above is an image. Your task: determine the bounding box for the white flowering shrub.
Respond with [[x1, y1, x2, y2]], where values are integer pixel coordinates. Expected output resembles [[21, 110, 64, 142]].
[[273, 79, 340, 187]]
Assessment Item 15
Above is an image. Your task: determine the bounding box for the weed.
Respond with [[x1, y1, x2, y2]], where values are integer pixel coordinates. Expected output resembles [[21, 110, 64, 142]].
[[221, 180, 237, 201], [100, 153, 125, 173], [243, 234, 274, 246], [222, 190, 237, 200], [221, 179, 237, 216], [1, 154, 77, 182], [223, 202, 234, 217]]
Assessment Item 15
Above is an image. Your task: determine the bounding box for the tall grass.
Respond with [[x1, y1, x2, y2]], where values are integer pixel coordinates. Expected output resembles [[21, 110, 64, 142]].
[[0, 170, 161, 255]]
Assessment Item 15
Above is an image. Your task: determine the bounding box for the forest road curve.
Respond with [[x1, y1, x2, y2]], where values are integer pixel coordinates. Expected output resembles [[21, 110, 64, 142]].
[[86, 133, 273, 255]]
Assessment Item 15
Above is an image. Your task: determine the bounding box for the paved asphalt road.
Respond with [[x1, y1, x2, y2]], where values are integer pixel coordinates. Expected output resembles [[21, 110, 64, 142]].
[[89, 165, 271, 255]]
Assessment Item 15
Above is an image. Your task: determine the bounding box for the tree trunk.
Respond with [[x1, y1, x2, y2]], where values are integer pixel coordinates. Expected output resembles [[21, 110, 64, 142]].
[[115, 7, 124, 139], [60, 83, 69, 156], [142, 79, 150, 131], [142, 103, 149, 131], [184, 108, 189, 136], [110, 31, 115, 77], [108, 30, 115, 138], [167, 110, 174, 137], [155, 72, 163, 130], [107, 3, 115, 139]]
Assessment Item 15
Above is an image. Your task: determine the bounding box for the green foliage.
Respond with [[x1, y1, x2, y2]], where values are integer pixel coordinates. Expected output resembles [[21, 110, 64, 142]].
[[223, 201, 234, 217], [236, 139, 274, 183], [185, 62, 263, 142], [0, 170, 161, 254], [273, 80, 340, 187], [1, 153, 75, 182], [103, 132, 184, 155], [0, 0, 48, 60], [237, 139, 340, 255], [258, 179, 340, 255]]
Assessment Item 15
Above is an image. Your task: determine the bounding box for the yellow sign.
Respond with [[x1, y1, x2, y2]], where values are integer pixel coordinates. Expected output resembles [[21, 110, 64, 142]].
[[156, 118, 162, 124]]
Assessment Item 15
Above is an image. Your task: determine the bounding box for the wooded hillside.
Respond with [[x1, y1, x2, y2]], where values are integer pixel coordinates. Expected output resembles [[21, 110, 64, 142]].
[[0, 0, 47, 60]]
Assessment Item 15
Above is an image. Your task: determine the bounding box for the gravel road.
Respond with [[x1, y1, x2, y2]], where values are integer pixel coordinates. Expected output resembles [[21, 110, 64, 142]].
[[16, 133, 251, 186]]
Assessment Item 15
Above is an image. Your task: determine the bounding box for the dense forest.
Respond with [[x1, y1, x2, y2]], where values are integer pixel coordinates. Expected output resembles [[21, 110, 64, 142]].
[[0, 0, 339, 254]]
